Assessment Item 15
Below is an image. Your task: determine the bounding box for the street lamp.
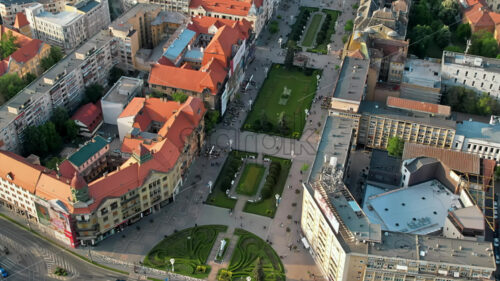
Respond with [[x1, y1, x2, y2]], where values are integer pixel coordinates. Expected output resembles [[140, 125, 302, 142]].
[[208, 180, 213, 194], [229, 139, 233, 151], [170, 258, 175, 272], [275, 194, 280, 208], [246, 276, 252, 281]]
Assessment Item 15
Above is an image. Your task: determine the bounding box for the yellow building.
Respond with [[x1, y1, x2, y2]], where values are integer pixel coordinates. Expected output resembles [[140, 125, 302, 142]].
[[0, 25, 51, 78]]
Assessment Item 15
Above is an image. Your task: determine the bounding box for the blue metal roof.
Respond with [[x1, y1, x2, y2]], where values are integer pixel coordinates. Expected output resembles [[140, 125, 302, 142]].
[[164, 29, 196, 62], [184, 49, 203, 62]]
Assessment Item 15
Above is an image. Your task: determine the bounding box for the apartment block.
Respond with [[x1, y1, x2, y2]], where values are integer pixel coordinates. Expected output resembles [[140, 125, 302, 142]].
[[101, 76, 143, 125], [0, 31, 117, 153], [148, 16, 252, 111], [25, 3, 86, 51], [65, 0, 111, 40], [453, 117, 500, 161], [441, 51, 500, 97], [188, 0, 270, 37], [0, 97, 205, 247], [0, 0, 64, 27], [137, 0, 189, 13], [357, 98, 456, 150], [401, 58, 442, 104], [108, 4, 186, 72], [301, 125, 496, 281]]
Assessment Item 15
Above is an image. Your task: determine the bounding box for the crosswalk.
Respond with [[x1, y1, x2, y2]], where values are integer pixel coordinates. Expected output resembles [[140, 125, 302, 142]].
[[0, 255, 43, 281], [33, 244, 79, 280]]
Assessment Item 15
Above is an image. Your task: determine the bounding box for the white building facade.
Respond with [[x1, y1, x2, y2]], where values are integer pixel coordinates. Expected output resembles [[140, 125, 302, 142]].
[[441, 51, 500, 97]]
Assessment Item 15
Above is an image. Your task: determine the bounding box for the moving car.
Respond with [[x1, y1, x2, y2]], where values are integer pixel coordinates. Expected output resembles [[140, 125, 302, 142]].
[[0, 267, 8, 277]]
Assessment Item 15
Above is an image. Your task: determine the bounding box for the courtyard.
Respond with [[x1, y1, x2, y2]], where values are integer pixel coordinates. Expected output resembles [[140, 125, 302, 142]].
[[243, 64, 320, 139]]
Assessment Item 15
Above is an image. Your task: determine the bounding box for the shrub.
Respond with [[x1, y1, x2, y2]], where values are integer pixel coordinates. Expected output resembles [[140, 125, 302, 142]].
[[261, 186, 272, 199]]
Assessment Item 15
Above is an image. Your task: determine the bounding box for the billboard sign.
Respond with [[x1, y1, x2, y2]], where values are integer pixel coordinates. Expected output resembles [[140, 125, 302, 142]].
[[314, 189, 340, 233], [229, 40, 246, 77]]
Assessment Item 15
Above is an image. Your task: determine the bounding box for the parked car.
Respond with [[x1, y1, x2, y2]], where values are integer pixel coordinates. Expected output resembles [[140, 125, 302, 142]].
[[0, 267, 8, 277], [494, 201, 498, 207], [495, 238, 499, 247]]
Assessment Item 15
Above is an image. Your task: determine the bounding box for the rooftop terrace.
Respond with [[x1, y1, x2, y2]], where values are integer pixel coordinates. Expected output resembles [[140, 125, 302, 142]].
[[403, 58, 441, 88], [102, 77, 143, 104], [443, 50, 500, 74]]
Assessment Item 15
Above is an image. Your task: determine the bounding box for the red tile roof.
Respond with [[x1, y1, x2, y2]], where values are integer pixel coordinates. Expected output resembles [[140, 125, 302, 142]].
[[386, 96, 451, 116], [403, 143, 481, 174], [189, 0, 261, 16], [188, 16, 252, 38], [0, 25, 48, 76], [13, 12, 29, 29], [203, 25, 247, 66], [465, 4, 495, 29], [0, 151, 45, 194], [71, 103, 103, 133]]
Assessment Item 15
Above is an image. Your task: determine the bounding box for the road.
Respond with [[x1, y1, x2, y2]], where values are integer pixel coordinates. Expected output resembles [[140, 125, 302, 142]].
[[0, 216, 129, 281]]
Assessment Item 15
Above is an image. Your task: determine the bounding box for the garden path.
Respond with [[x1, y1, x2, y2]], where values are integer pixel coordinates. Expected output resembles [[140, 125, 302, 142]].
[[206, 229, 238, 281]]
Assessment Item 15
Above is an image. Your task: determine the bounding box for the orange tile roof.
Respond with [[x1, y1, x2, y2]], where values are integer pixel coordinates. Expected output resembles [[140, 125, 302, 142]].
[[188, 16, 252, 38], [149, 59, 226, 95], [189, 0, 260, 16], [402, 143, 480, 174], [85, 98, 205, 212], [13, 12, 29, 29], [386, 96, 451, 116], [464, 3, 495, 29], [118, 97, 146, 118], [203, 25, 246, 66], [0, 151, 45, 194]]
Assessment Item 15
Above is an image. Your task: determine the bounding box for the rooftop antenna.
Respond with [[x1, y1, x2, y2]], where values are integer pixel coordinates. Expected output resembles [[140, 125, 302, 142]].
[[465, 39, 471, 55]]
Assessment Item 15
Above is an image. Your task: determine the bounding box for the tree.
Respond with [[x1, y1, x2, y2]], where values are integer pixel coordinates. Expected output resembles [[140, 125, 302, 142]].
[[41, 122, 62, 153], [438, 0, 459, 26], [0, 31, 18, 59], [435, 25, 451, 48], [24, 72, 37, 84], [108, 66, 125, 85], [387, 137, 404, 157], [344, 20, 353, 32], [204, 110, 220, 133], [441, 86, 500, 116], [172, 92, 188, 103], [41, 46, 63, 71], [469, 31, 499, 58], [268, 20, 279, 34], [23, 125, 47, 156], [284, 41, 297, 69], [409, 25, 433, 58], [0, 73, 28, 103], [455, 23, 471, 43], [51, 107, 70, 133], [444, 45, 463, 52], [64, 120, 79, 141], [252, 257, 265, 281], [495, 166, 500, 179], [83, 83, 104, 104]]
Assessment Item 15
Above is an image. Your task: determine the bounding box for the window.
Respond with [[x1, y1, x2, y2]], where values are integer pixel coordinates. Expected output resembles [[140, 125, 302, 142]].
[[103, 216, 108, 222], [110, 202, 118, 210], [101, 208, 108, 215]]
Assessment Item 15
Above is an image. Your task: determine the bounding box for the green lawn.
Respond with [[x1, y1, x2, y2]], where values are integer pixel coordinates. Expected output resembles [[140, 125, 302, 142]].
[[144, 225, 228, 278], [223, 229, 285, 281], [206, 150, 258, 209], [242, 64, 319, 139], [243, 156, 291, 218], [236, 163, 266, 196], [302, 14, 323, 47]]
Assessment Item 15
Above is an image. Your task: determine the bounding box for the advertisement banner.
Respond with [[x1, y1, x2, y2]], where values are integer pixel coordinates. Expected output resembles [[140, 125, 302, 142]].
[[314, 189, 340, 233], [229, 40, 246, 77], [34, 197, 51, 226]]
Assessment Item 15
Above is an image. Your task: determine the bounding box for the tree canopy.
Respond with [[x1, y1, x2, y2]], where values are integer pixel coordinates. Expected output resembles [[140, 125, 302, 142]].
[[172, 91, 188, 103], [23, 121, 62, 157], [442, 86, 500, 116], [469, 31, 499, 58], [387, 137, 404, 157], [41, 46, 64, 71], [108, 66, 125, 85], [0, 31, 18, 60], [82, 83, 104, 104]]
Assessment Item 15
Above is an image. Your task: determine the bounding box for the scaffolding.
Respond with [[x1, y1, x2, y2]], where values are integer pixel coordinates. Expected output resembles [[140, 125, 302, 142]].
[[461, 167, 495, 231]]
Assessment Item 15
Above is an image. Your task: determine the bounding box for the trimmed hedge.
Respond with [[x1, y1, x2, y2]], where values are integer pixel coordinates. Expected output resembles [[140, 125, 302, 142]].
[[144, 225, 227, 278]]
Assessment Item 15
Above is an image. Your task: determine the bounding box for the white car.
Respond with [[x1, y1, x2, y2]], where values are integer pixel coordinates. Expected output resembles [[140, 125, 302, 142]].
[[495, 201, 498, 207], [496, 254, 500, 264], [494, 238, 499, 247]]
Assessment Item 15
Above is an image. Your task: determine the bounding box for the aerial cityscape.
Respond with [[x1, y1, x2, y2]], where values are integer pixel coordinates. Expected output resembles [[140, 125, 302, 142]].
[[0, 0, 499, 279]]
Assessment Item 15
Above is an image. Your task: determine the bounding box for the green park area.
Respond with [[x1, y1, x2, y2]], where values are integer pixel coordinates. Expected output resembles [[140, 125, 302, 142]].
[[235, 164, 266, 196], [301, 14, 323, 47], [244, 156, 291, 218], [243, 64, 319, 139], [206, 150, 258, 209], [218, 229, 285, 281], [144, 225, 228, 278]]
